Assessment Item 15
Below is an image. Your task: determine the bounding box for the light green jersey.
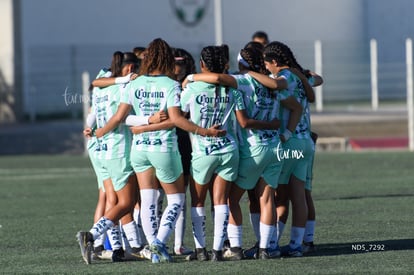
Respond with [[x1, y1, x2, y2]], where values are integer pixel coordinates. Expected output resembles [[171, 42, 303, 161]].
[[87, 69, 110, 151], [121, 75, 181, 152], [180, 81, 243, 156], [92, 83, 132, 160], [233, 73, 280, 147], [277, 69, 311, 140]]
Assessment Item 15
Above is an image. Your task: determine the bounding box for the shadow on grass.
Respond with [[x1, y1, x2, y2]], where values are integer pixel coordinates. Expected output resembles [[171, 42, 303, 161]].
[[309, 239, 414, 257], [338, 194, 414, 200]]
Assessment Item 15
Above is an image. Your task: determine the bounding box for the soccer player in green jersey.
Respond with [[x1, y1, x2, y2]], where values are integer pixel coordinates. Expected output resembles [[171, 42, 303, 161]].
[[78, 52, 145, 264], [249, 43, 323, 256], [169, 45, 241, 262], [93, 39, 224, 263], [183, 46, 295, 260], [261, 41, 315, 257]]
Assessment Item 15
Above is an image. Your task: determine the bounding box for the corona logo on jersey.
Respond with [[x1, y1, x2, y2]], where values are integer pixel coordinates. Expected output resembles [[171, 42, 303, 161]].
[[170, 0, 209, 27]]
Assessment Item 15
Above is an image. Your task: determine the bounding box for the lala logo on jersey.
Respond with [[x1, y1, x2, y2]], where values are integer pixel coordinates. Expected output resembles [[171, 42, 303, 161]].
[[170, 0, 209, 27]]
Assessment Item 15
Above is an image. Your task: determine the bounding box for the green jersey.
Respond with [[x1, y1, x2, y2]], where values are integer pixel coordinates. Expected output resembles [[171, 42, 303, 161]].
[[87, 69, 110, 151], [180, 81, 243, 156], [277, 69, 311, 140], [233, 73, 280, 147], [121, 75, 181, 152], [92, 83, 132, 160]]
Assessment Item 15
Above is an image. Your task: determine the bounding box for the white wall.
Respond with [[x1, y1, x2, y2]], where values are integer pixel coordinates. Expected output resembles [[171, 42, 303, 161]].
[[365, 0, 414, 62], [221, 0, 365, 47], [19, 0, 368, 53], [20, 0, 216, 48], [10, 0, 414, 116]]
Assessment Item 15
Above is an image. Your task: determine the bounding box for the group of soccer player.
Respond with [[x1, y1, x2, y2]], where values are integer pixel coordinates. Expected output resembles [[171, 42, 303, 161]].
[[76, 30, 324, 265]]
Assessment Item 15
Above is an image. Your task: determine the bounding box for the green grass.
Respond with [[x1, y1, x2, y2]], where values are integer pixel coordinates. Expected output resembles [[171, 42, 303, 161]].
[[0, 152, 413, 274]]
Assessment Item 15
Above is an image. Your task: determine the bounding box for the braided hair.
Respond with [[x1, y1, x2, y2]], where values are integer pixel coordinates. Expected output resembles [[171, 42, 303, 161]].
[[264, 41, 310, 77], [200, 46, 227, 74], [239, 47, 268, 74], [139, 38, 175, 78], [244, 41, 265, 53], [200, 46, 228, 103]]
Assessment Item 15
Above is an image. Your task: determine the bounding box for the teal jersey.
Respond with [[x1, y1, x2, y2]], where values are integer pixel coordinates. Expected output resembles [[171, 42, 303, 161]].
[[277, 69, 311, 139], [87, 69, 110, 152], [122, 75, 180, 152], [92, 83, 132, 159], [180, 81, 242, 156], [233, 73, 280, 147], [306, 76, 316, 131]]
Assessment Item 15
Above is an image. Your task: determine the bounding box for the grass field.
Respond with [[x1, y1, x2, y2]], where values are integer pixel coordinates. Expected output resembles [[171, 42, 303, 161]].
[[0, 152, 413, 274]]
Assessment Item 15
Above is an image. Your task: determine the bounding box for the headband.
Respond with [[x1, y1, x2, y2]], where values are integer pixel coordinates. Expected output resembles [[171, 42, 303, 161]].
[[237, 52, 250, 68]]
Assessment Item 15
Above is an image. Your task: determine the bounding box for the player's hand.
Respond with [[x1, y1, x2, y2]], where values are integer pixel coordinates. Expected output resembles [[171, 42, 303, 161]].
[[205, 124, 227, 137], [130, 126, 144, 135], [83, 127, 93, 138], [182, 78, 190, 89], [130, 73, 139, 80], [149, 110, 168, 124], [279, 129, 292, 143], [95, 128, 104, 138]]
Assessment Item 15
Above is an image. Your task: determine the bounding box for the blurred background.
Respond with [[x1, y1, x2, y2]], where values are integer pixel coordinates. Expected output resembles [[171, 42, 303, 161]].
[[0, 0, 413, 154]]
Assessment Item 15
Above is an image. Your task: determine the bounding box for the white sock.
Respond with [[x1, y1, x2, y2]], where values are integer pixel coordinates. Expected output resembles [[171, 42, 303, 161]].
[[140, 189, 158, 244], [94, 233, 105, 247], [157, 193, 184, 244], [122, 220, 141, 248], [157, 188, 165, 224], [290, 226, 305, 249], [227, 223, 242, 248], [249, 213, 261, 242], [133, 207, 147, 245], [174, 194, 187, 250], [277, 221, 285, 242], [304, 220, 316, 243], [90, 216, 114, 240], [213, 204, 229, 251], [259, 222, 274, 249], [133, 207, 140, 225], [119, 223, 131, 251], [191, 207, 206, 249], [107, 225, 122, 250]]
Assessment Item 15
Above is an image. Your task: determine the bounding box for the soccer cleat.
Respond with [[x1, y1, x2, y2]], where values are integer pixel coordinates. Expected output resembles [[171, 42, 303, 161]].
[[185, 248, 209, 261], [139, 245, 153, 260], [174, 245, 193, 256], [281, 245, 303, 257], [223, 247, 244, 261], [99, 249, 113, 260], [127, 246, 147, 260], [256, 247, 281, 259], [256, 248, 269, 260], [210, 249, 224, 262], [267, 246, 281, 258], [223, 239, 231, 250], [150, 239, 173, 263], [243, 242, 259, 259], [76, 231, 93, 264], [111, 248, 125, 262], [91, 245, 104, 261], [151, 253, 160, 263], [302, 241, 316, 254]]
